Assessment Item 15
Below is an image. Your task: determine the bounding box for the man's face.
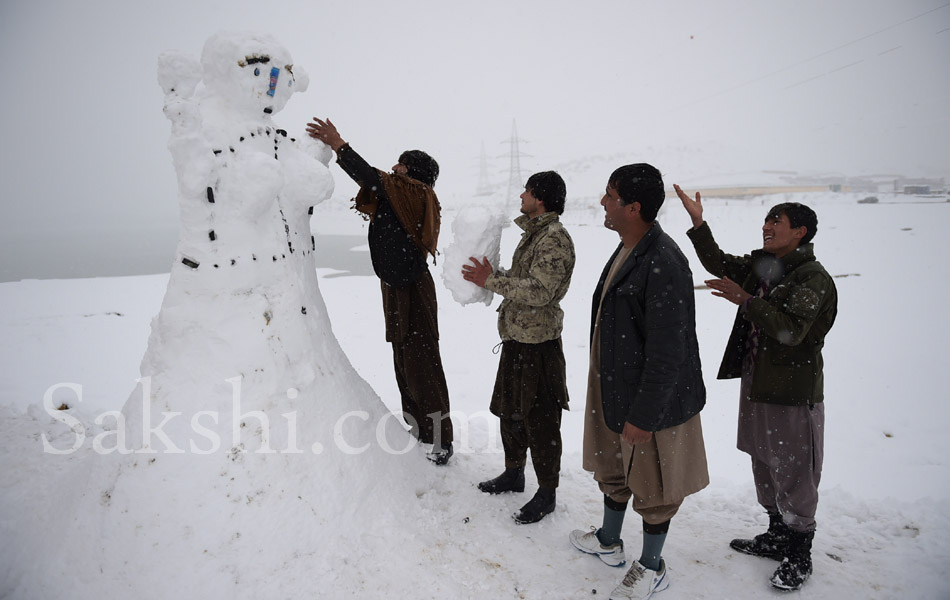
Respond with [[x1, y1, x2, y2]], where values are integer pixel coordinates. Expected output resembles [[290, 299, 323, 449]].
[[520, 187, 544, 218], [392, 162, 408, 176], [762, 212, 806, 257], [600, 182, 629, 231]]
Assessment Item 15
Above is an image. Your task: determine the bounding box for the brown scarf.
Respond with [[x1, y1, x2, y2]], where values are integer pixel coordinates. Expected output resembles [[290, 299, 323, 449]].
[[353, 171, 441, 260]]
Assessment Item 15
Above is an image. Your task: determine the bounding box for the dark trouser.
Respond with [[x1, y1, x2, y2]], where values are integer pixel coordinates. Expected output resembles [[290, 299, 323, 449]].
[[391, 332, 453, 446], [493, 339, 567, 489], [500, 404, 562, 489], [383, 271, 453, 447]]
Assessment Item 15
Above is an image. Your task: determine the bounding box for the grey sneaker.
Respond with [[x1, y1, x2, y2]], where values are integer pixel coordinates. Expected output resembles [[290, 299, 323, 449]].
[[569, 527, 626, 567], [426, 443, 453, 466], [608, 559, 669, 600]]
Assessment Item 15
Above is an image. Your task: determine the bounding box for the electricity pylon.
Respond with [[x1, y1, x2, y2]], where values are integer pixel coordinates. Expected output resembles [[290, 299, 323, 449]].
[[475, 141, 493, 196], [500, 119, 531, 200]]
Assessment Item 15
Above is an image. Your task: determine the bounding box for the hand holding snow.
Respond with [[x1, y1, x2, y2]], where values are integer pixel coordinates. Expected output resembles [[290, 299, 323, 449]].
[[442, 204, 507, 305], [461, 256, 493, 288]]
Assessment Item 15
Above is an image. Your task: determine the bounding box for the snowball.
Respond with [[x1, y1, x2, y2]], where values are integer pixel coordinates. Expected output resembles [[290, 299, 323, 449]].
[[441, 204, 507, 305]]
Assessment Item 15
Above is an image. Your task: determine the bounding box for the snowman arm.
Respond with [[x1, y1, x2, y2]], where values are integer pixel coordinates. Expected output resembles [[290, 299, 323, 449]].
[[167, 134, 214, 197], [297, 136, 334, 166], [156, 51, 203, 134], [162, 95, 201, 136]]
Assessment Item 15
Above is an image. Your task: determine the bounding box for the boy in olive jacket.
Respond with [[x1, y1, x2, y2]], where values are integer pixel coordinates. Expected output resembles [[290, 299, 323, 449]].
[[675, 185, 837, 592]]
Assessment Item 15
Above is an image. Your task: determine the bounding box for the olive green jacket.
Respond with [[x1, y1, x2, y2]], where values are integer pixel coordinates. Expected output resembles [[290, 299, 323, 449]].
[[484, 212, 576, 344], [687, 222, 837, 405]]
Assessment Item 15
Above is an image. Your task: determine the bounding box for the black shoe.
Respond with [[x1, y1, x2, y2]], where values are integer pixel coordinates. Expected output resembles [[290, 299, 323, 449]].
[[513, 488, 556, 524], [770, 529, 814, 591], [426, 443, 453, 466], [730, 512, 790, 561], [477, 468, 525, 494]]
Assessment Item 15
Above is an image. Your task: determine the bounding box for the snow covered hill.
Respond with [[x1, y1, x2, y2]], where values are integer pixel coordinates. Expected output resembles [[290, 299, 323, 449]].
[[2, 191, 949, 598]]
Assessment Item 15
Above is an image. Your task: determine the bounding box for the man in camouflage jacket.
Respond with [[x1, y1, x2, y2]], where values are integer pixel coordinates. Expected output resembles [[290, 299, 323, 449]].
[[462, 171, 575, 525], [676, 184, 837, 592]]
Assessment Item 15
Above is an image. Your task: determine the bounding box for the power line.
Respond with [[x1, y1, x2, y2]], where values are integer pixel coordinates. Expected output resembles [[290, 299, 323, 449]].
[[673, 2, 950, 110]]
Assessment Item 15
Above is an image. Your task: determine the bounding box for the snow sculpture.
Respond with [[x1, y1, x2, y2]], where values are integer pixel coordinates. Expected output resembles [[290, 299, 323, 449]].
[[139, 32, 334, 423], [14, 32, 432, 598], [442, 204, 508, 305]]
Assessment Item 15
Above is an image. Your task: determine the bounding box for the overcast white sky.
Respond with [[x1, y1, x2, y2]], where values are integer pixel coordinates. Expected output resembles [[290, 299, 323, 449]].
[[0, 0, 947, 255]]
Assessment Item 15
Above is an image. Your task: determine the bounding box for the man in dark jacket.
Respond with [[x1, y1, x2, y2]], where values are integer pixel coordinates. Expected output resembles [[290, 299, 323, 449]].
[[675, 184, 837, 591], [570, 164, 708, 600], [306, 117, 454, 465]]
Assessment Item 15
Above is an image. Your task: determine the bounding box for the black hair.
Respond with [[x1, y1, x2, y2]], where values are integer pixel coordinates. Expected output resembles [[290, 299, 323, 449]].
[[767, 202, 818, 244], [608, 163, 665, 222], [525, 171, 567, 214], [398, 150, 439, 187]]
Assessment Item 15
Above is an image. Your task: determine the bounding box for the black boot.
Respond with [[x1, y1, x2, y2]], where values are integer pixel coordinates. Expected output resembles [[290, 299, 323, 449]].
[[513, 488, 556, 524], [477, 468, 525, 494], [770, 529, 814, 591], [730, 512, 791, 561]]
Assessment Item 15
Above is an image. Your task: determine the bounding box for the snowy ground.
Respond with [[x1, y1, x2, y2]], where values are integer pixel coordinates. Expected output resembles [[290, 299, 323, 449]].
[[2, 190, 949, 598]]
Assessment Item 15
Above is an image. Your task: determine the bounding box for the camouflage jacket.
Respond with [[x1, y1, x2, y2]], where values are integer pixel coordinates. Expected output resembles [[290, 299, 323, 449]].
[[484, 212, 576, 344]]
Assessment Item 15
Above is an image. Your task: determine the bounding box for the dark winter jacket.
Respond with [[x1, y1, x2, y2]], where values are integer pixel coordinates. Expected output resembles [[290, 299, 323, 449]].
[[592, 223, 706, 434], [687, 221, 837, 406], [336, 144, 429, 288]]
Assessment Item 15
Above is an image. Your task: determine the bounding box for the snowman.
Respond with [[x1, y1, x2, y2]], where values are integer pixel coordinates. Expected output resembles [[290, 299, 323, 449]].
[[9, 33, 434, 598], [124, 31, 340, 446]]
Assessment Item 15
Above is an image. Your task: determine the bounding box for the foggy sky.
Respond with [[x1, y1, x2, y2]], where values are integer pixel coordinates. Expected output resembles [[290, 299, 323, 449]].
[[0, 0, 947, 265]]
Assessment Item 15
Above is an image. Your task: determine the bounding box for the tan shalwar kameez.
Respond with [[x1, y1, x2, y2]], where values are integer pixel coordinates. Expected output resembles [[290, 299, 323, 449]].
[[582, 246, 709, 524]]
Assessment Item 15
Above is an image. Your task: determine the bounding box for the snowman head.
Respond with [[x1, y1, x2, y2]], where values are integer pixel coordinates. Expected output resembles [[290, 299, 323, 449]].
[[200, 31, 309, 117]]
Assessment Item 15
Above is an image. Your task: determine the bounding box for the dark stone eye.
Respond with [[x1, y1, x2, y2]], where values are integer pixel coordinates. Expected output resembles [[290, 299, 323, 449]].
[[254, 67, 260, 76]]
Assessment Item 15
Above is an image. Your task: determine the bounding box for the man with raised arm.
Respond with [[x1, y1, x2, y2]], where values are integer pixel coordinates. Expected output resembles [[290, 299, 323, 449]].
[[675, 184, 837, 591], [307, 118, 454, 465]]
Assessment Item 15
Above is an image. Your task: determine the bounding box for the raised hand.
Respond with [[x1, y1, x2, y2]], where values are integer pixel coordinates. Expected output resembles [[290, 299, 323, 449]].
[[674, 184, 704, 230], [705, 276, 752, 306], [306, 117, 346, 151]]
